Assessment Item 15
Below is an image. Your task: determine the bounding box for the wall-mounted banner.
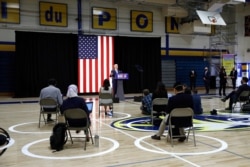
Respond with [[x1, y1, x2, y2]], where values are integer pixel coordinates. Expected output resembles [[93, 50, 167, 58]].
[[165, 17, 179, 34], [39, 2, 67, 27], [130, 10, 153, 32], [0, 0, 20, 24], [92, 7, 117, 30], [222, 54, 235, 75]]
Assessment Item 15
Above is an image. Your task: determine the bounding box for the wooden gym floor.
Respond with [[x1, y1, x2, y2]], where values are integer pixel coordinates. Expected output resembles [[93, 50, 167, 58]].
[[0, 88, 250, 167]]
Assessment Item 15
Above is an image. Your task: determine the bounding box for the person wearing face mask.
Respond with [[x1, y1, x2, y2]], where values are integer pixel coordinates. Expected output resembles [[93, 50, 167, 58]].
[[221, 77, 250, 110], [151, 82, 194, 142], [203, 67, 210, 94], [60, 84, 91, 141], [219, 66, 227, 96], [110, 64, 120, 97], [229, 67, 238, 90], [189, 69, 197, 90]]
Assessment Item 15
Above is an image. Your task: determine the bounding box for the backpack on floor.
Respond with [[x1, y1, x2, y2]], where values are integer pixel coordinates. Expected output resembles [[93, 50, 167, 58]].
[[50, 123, 68, 152], [0, 127, 10, 156]]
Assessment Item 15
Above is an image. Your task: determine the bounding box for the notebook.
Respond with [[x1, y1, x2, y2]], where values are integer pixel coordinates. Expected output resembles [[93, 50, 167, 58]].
[[86, 101, 93, 113]]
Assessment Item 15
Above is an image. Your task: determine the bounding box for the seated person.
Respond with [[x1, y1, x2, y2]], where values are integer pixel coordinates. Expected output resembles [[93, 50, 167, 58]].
[[192, 89, 203, 115], [151, 82, 194, 142], [221, 77, 250, 110], [60, 84, 91, 141], [39, 78, 63, 122], [186, 87, 203, 114], [99, 79, 113, 116], [184, 87, 191, 94], [140, 89, 152, 115], [152, 82, 168, 116]]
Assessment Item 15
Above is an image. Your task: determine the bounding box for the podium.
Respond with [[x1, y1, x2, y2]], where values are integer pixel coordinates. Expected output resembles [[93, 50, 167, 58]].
[[115, 73, 129, 101]]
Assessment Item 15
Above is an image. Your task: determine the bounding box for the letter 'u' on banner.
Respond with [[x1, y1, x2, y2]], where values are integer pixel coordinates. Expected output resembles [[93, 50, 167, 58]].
[[39, 2, 68, 27], [92, 7, 117, 30], [130, 10, 153, 32]]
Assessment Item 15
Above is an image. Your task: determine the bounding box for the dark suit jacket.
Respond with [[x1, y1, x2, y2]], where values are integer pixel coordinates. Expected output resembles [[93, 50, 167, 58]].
[[203, 70, 210, 81], [166, 92, 194, 114], [189, 71, 197, 81], [219, 70, 227, 84], [110, 69, 117, 79], [235, 84, 250, 98], [230, 70, 237, 79], [110, 69, 121, 94]]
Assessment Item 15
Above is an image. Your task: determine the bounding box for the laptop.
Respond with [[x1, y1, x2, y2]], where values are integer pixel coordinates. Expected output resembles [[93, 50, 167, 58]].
[[86, 101, 93, 113]]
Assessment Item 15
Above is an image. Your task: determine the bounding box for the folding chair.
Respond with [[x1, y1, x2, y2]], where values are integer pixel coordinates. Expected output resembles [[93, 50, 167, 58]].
[[167, 107, 196, 147], [39, 98, 60, 128], [232, 90, 250, 113], [151, 98, 168, 125], [99, 93, 113, 116], [64, 108, 93, 150]]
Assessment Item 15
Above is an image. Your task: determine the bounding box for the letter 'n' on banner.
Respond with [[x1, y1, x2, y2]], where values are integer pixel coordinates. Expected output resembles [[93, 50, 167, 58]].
[[165, 17, 179, 34]]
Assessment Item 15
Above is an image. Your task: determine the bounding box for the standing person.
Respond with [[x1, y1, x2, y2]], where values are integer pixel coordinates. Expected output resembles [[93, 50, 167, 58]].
[[40, 78, 63, 122], [229, 67, 238, 90], [140, 89, 152, 115], [189, 69, 197, 90], [219, 66, 227, 96], [110, 64, 120, 97], [192, 89, 203, 115], [151, 82, 194, 142], [221, 77, 250, 110], [60, 84, 91, 141], [203, 67, 210, 94], [99, 79, 113, 116]]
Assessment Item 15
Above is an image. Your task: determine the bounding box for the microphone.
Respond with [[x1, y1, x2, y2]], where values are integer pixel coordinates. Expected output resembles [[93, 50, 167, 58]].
[[135, 64, 143, 72]]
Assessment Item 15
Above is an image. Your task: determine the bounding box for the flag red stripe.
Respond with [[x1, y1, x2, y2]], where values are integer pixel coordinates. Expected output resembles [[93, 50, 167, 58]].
[[94, 53, 98, 92], [83, 59, 87, 93], [78, 36, 114, 93], [106, 37, 110, 80], [100, 37, 104, 89], [78, 60, 81, 92]]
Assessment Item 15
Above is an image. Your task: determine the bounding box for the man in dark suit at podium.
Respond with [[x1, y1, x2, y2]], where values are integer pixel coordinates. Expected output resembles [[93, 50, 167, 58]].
[[110, 64, 120, 97]]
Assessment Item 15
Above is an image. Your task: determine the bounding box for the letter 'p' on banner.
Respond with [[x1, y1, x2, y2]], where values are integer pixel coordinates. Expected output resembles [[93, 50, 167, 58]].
[[92, 7, 117, 30]]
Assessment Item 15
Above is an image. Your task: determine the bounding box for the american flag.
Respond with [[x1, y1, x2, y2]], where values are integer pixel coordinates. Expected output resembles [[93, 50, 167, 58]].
[[78, 35, 114, 93]]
